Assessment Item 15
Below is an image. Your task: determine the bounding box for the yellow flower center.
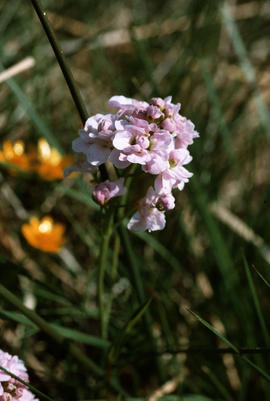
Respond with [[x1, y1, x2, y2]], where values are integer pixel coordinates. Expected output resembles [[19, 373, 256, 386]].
[[13, 141, 24, 156], [38, 139, 62, 166], [38, 139, 51, 160], [169, 159, 177, 168], [38, 218, 53, 233]]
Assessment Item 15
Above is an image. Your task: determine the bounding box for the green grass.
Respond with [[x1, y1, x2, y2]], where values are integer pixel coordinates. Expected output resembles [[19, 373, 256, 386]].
[[0, 0, 270, 400]]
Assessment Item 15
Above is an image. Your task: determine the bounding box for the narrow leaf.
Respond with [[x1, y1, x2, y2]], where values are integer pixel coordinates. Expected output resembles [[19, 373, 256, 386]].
[[188, 309, 270, 383]]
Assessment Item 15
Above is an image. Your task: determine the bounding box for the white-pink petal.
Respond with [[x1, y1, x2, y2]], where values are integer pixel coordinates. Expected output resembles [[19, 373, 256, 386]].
[[86, 143, 111, 166]]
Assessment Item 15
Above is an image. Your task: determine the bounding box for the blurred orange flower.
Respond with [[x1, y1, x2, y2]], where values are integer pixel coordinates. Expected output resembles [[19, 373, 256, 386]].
[[22, 216, 66, 253], [36, 139, 73, 180], [0, 140, 32, 172]]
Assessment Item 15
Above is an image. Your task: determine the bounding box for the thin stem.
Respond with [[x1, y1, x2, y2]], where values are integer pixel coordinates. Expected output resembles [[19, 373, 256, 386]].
[[104, 234, 121, 341], [30, 0, 108, 181], [98, 209, 114, 339], [0, 283, 102, 376], [0, 366, 56, 401], [116, 165, 164, 380], [30, 0, 88, 124], [111, 233, 120, 280], [118, 225, 165, 382], [156, 346, 270, 355]]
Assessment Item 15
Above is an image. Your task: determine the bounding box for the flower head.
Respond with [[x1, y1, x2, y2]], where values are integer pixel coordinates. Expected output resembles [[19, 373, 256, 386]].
[[36, 139, 73, 180], [0, 140, 32, 173], [0, 349, 38, 401], [69, 95, 199, 232], [93, 178, 127, 205], [22, 216, 65, 253]]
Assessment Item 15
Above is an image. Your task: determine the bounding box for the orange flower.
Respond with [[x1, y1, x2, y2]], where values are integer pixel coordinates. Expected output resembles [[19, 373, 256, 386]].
[[22, 216, 66, 253], [0, 140, 32, 172], [36, 139, 73, 180]]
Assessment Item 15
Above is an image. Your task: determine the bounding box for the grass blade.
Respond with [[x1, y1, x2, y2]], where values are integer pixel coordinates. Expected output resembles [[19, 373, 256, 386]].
[[0, 366, 57, 401], [243, 255, 269, 346], [220, 3, 270, 139], [188, 309, 270, 383], [0, 62, 63, 152]]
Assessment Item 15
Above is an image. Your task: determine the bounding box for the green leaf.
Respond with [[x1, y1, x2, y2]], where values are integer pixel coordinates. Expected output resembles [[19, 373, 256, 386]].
[[51, 324, 110, 349], [188, 309, 270, 383], [0, 310, 37, 328], [243, 255, 269, 346], [59, 185, 98, 209], [220, 3, 270, 140], [0, 63, 63, 152], [251, 264, 270, 290], [0, 310, 110, 349]]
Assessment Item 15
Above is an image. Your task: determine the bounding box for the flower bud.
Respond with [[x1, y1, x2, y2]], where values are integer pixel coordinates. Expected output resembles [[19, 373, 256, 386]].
[[147, 105, 164, 120], [158, 193, 175, 210], [93, 178, 127, 205], [150, 97, 165, 109], [161, 118, 176, 132]]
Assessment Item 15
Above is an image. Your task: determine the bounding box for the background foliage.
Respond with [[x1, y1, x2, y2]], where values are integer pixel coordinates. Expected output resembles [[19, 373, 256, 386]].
[[1, 0, 270, 400]]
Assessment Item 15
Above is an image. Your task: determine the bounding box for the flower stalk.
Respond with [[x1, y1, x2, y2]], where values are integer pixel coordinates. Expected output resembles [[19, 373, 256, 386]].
[[30, 0, 87, 125], [98, 208, 115, 339]]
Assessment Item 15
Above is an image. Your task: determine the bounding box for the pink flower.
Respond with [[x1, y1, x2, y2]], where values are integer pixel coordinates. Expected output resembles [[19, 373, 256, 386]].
[[93, 178, 127, 205], [174, 118, 199, 149], [69, 95, 199, 232], [127, 187, 175, 232], [113, 119, 155, 166], [113, 117, 172, 172], [157, 192, 175, 210], [141, 131, 173, 175], [20, 390, 38, 401], [150, 97, 165, 109], [161, 118, 176, 132], [146, 105, 164, 120], [155, 149, 193, 193], [0, 349, 36, 401], [72, 114, 117, 166], [108, 96, 149, 115]]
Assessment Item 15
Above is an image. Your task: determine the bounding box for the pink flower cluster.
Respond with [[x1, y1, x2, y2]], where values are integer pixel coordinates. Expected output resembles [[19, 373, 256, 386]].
[[0, 349, 38, 401], [71, 96, 198, 231]]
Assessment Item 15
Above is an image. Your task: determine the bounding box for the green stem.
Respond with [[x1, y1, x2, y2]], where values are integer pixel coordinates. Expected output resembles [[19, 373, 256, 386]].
[[29, 0, 109, 180], [0, 283, 102, 376], [118, 225, 165, 381], [115, 165, 164, 379], [104, 234, 120, 341], [111, 233, 120, 280], [30, 0, 87, 124], [0, 366, 56, 401], [98, 209, 114, 339]]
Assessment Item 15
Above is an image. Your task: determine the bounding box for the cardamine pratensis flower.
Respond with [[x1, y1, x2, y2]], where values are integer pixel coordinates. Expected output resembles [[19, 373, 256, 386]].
[[0, 140, 32, 173], [35, 139, 73, 180], [127, 187, 175, 232], [93, 178, 127, 205], [22, 216, 65, 253], [0, 349, 38, 401], [70, 95, 199, 232]]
